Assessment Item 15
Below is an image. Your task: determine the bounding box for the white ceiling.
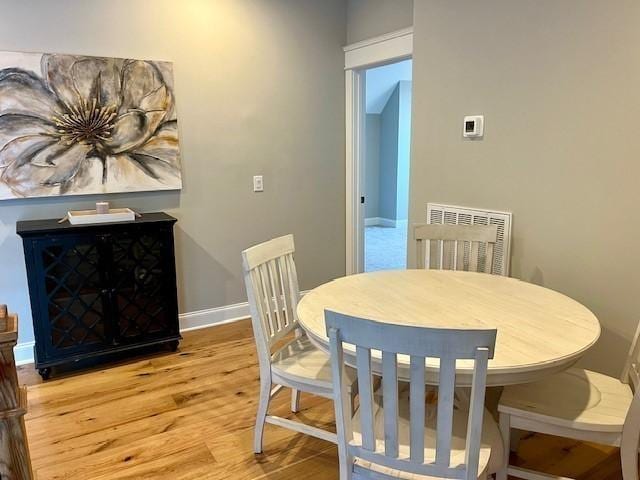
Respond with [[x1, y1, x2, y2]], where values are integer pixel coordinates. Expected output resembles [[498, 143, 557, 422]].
[[365, 59, 412, 114]]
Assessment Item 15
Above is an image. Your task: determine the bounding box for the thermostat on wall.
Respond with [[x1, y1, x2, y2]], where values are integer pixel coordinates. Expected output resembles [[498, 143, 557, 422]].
[[463, 115, 484, 138]]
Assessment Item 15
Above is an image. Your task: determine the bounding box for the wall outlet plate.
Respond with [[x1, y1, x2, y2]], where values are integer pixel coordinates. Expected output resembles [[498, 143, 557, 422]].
[[463, 115, 484, 138]]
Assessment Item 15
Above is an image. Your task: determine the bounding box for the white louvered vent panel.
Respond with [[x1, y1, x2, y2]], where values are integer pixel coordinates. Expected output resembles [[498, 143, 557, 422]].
[[426, 203, 512, 276], [429, 209, 443, 224]]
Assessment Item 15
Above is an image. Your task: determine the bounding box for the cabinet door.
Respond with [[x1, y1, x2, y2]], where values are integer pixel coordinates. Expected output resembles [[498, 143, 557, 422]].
[[110, 227, 178, 344], [31, 235, 112, 360]]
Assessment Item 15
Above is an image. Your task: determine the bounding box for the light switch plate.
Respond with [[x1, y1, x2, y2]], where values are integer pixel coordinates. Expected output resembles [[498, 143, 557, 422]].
[[253, 175, 264, 192]]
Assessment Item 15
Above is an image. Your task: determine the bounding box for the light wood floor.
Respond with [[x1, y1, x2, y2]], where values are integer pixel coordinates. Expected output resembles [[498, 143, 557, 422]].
[[17, 320, 624, 479]]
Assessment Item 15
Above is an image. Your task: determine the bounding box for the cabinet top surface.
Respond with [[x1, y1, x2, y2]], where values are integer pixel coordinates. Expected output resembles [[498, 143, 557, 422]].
[[16, 212, 176, 236]]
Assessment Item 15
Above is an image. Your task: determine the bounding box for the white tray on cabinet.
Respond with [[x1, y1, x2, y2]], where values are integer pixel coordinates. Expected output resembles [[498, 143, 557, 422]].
[[67, 208, 136, 225]]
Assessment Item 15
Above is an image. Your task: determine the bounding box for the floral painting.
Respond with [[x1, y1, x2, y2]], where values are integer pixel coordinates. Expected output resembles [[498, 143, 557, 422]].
[[0, 51, 182, 199]]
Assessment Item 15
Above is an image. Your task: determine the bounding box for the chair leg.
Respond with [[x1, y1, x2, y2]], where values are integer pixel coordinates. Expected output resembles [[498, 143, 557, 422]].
[[337, 446, 353, 480], [335, 390, 353, 479], [496, 413, 510, 480], [620, 435, 639, 480], [254, 377, 272, 454], [291, 388, 301, 413]]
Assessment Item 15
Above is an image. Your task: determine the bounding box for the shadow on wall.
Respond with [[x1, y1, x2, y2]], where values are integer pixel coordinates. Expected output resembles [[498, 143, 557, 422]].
[[528, 267, 545, 287], [173, 226, 237, 314], [586, 327, 631, 379], [512, 245, 627, 378]]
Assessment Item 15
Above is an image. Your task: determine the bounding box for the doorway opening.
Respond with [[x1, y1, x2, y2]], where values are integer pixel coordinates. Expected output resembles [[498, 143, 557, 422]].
[[344, 27, 413, 275], [363, 60, 412, 272]]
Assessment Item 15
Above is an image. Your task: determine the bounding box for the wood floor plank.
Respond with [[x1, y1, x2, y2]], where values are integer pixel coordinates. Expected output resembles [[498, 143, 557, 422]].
[[28, 401, 210, 469], [511, 432, 621, 479], [26, 338, 256, 420], [26, 389, 178, 445], [36, 430, 215, 480], [205, 424, 335, 480], [89, 444, 218, 480], [15, 319, 625, 480]]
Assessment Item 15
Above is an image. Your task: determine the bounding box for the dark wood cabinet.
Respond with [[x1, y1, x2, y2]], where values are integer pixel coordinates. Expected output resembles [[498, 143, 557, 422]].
[[17, 213, 181, 379]]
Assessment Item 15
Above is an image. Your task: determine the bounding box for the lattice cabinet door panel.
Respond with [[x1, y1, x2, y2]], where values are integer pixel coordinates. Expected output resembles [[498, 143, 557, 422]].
[[17, 213, 180, 379], [30, 234, 112, 361], [110, 227, 179, 344]]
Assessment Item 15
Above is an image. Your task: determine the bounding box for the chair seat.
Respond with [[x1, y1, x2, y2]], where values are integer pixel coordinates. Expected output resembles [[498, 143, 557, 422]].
[[352, 387, 504, 479], [272, 335, 353, 389], [499, 367, 633, 433]]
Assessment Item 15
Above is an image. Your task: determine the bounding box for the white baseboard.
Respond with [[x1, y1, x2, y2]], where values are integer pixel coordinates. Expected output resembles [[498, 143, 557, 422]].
[[179, 301, 250, 332], [365, 217, 408, 228], [14, 292, 308, 366], [365, 217, 394, 227]]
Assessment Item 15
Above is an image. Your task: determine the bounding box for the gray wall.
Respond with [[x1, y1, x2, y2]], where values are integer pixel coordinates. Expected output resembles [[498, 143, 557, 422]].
[[410, 0, 640, 375], [347, 0, 413, 44], [379, 85, 400, 221], [0, 0, 347, 345], [396, 81, 411, 221], [364, 114, 381, 219], [374, 81, 411, 222]]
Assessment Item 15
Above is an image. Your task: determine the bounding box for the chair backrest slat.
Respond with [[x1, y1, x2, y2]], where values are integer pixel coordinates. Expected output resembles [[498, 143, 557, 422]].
[[242, 235, 301, 354], [435, 356, 456, 466], [468, 242, 479, 273], [326, 310, 496, 480], [356, 346, 376, 451], [276, 256, 291, 329], [263, 262, 280, 334], [285, 254, 301, 325], [414, 224, 498, 273], [485, 243, 495, 274], [455, 240, 464, 271], [464, 347, 490, 479], [268, 259, 285, 332], [409, 355, 426, 464], [257, 265, 277, 338], [382, 351, 399, 457], [329, 327, 354, 444]]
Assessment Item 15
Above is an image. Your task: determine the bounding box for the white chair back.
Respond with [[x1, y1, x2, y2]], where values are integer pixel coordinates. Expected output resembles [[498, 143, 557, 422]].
[[326, 310, 497, 480], [242, 235, 301, 355], [413, 224, 498, 273], [619, 320, 640, 479]]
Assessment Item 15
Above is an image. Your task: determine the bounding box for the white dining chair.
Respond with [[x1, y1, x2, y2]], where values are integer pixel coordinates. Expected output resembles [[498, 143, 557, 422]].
[[326, 309, 503, 480], [497, 320, 640, 480], [242, 234, 354, 453], [413, 224, 499, 273]]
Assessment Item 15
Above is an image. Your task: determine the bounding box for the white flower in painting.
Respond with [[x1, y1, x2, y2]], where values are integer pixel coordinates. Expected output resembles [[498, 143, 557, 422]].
[[0, 54, 181, 197]]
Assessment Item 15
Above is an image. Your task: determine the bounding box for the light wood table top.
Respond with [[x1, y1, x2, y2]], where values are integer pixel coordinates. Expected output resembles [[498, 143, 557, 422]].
[[297, 270, 601, 387]]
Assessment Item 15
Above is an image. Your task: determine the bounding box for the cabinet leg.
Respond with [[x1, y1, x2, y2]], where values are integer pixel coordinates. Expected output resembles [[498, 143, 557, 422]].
[[168, 340, 179, 352], [38, 367, 51, 380]]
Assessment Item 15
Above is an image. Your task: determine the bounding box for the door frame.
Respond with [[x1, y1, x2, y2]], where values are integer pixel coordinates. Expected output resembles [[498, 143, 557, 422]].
[[344, 27, 413, 275]]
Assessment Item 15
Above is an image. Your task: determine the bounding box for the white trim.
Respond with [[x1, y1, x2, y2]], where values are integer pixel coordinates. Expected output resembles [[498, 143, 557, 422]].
[[14, 292, 310, 366], [344, 27, 413, 70], [365, 217, 408, 228], [343, 27, 413, 52], [345, 69, 365, 275], [179, 301, 249, 332], [345, 28, 413, 275], [365, 217, 383, 227]]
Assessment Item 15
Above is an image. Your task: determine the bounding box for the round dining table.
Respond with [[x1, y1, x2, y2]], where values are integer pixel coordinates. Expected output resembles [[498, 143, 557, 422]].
[[297, 269, 601, 387]]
